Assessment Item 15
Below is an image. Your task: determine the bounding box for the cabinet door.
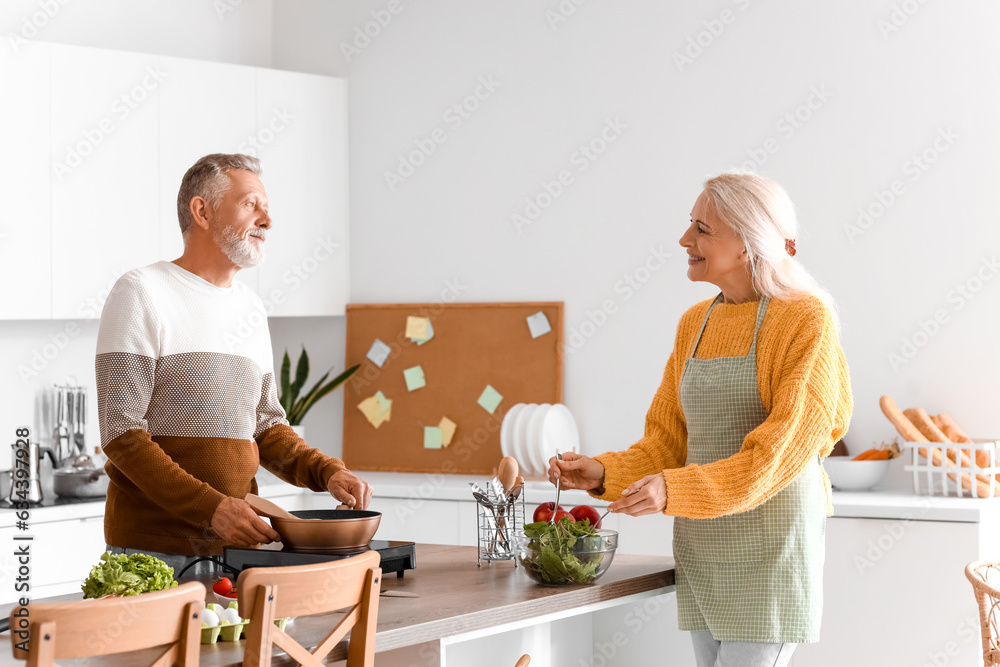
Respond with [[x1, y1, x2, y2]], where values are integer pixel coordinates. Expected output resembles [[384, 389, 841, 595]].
[[0, 42, 51, 319], [254, 70, 349, 316], [157, 55, 260, 293], [50, 44, 161, 319]]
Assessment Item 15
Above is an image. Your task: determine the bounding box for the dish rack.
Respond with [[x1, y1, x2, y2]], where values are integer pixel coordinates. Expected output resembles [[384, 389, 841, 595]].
[[901, 440, 1000, 498], [477, 483, 525, 567]]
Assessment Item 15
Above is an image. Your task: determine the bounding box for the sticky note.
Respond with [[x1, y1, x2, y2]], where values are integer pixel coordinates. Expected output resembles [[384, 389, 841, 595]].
[[357, 394, 391, 429], [366, 338, 391, 367], [405, 316, 429, 340], [403, 365, 426, 391], [526, 311, 551, 339], [424, 426, 443, 449], [439, 416, 456, 447], [374, 391, 390, 413], [414, 320, 434, 345], [477, 385, 503, 414]]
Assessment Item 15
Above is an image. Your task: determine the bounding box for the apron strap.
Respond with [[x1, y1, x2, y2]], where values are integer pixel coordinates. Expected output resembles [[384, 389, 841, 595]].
[[689, 294, 771, 359], [748, 296, 771, 356], [689, 293, 723, 359]]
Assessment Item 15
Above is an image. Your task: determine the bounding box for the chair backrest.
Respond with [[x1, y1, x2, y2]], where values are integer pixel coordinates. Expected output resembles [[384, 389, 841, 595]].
[[239, 550, 381, 667], [965, 560, 1000, 666], [8, 581, 206, 667]]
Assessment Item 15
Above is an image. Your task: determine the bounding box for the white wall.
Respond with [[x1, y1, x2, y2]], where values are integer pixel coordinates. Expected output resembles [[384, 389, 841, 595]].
[[272, 0, 1000, 465]]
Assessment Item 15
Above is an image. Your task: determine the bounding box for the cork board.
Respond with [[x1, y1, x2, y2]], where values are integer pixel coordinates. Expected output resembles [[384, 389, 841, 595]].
[[342, 302, 563, 475]]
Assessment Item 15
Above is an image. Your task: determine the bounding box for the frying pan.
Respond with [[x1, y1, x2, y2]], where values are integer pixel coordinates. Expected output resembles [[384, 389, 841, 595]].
[[245, 494, 381, 552]]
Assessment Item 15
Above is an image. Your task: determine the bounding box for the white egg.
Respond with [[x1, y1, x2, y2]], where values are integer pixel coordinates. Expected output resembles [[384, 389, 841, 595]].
[[220, 607, 242, 624], [201, 608, 220, 627]]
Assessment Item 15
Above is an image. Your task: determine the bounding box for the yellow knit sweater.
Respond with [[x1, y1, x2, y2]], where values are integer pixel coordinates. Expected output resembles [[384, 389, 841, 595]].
[[591, 294, 852, 518]]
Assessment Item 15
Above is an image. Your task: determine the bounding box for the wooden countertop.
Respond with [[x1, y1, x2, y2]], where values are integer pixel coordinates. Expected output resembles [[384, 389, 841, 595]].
[[2, 544, 674, 666]]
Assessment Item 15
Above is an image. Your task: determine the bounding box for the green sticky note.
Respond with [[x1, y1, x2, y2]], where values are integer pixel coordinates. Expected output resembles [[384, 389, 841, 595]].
[[374, 391, 390, 416], [424, 426, 443, 449], [477, 385, 503, 414], [415, 320, 435, 345], [403, 365, 426, 391]]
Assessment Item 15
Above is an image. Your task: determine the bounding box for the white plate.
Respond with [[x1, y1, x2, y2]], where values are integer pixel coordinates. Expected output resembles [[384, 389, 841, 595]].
[[541, 404, 580, 464], [500, 403, 527, 459], [526, 404, 552, 476], [512, 404, 538, 474]]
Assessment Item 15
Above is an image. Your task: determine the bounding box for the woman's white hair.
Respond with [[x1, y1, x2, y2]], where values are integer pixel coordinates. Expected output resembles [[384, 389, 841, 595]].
[[702, 170, 840, 331]]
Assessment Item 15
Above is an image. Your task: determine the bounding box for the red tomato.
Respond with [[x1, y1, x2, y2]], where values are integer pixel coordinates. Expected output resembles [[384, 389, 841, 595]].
[[532, 502, 565, 523], [552, 509, 575, 523], [212, 577, 233, 596], [569, 504, 602, 529], [224, 590, 239, 598]]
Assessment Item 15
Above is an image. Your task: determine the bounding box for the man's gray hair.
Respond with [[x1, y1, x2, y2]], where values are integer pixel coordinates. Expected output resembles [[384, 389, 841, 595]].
[[176, 153, 262, 236]]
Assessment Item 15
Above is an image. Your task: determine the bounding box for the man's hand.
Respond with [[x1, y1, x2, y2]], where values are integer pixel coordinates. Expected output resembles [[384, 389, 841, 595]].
[[608, 473, 668, 516], [210, 497, 282, 546], [328, 469, 373, 510]]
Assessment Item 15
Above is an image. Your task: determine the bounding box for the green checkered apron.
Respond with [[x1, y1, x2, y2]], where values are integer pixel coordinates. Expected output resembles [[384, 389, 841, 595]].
[[673, 294, 826, 643]]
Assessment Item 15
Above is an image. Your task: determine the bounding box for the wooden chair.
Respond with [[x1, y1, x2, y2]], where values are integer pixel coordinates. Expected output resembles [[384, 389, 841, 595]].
[[8, 581, 205, 667], [965, 560, 1000, 666], [239, 550, 382, 667]]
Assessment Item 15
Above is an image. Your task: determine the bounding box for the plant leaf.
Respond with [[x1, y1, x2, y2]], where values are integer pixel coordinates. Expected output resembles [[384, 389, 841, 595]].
[[279, 350, 292, 413], [291, 370, 331, 423], [290, 347, 309, 400], [294, 365, 359, 421]]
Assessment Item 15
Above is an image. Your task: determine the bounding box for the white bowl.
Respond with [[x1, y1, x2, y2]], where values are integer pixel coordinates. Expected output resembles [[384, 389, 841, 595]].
[[500, 403, 527, 459], [512, 404, 537, 474], [823, 457, 890, 491], [526, 404, 553, 475]]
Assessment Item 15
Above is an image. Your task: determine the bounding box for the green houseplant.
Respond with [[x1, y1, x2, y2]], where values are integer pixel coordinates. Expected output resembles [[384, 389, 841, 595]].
[[279, 347, 359, 425]]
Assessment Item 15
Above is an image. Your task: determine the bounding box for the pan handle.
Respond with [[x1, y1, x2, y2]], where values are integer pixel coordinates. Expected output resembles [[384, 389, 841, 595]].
[[0, 616, 10, 633]]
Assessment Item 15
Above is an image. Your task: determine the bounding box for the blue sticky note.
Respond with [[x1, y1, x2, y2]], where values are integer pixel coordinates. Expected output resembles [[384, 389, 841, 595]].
[[526, 312, 551, 339], [477, 385, 503, 414], [403, 365, 426, 391], [366, 339, 391, 367], [424, 426, 443, 449], [415, 320, 435, 345]]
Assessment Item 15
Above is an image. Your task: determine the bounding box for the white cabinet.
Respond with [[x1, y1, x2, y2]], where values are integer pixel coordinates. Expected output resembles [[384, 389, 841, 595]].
[[2, 43, 349, 320], [0, 42, 51, 319], [0, 514, 106, 604], [157, 55, 260, 292], [49, 44, 162, 319], [794, 517, 986, 667], [254, 69, 349, 317]]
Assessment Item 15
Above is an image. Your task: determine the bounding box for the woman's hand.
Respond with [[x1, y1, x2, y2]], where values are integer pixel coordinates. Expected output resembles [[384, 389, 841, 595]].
[[608, 473, 668, 516], [546, 451, 605, 491]]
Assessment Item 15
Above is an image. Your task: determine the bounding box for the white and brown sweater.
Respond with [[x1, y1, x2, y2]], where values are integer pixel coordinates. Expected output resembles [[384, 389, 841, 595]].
[[95, 261, 345, 556]]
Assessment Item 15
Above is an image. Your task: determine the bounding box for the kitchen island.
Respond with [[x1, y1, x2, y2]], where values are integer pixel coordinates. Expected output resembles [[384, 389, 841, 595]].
[[2, 543, 675, 666]]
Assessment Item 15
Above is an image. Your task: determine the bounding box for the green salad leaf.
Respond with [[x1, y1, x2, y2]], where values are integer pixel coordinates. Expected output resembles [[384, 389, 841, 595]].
[[82, 551, 179, 598], [519, 518, 606, 585]]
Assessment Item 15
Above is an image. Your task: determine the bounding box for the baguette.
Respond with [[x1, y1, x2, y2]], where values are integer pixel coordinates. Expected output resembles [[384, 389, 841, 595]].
[[937, 413, 992, 472], [879, 397, 993, 497], [879, 396, 927, 442], [903, 408, 950, 442], [904, 407, 994, 494]]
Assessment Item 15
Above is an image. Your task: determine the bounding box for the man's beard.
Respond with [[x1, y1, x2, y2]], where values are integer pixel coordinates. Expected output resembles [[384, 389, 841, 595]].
[[217, 225, 265, 268]]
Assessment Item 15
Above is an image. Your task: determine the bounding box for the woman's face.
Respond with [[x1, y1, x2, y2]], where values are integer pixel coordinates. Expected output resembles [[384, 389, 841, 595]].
[[679, 191, 750, 294]]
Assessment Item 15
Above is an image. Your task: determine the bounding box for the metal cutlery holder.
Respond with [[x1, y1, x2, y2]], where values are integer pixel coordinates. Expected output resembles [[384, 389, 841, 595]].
[[476, 484, 525, 567]]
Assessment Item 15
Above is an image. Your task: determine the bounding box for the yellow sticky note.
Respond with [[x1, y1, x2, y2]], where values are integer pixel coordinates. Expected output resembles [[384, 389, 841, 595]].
[[405, 316, 429, 340], [439, 416, 456, 447], [357, 397, 383, 427], [358, 392, 392, 428]]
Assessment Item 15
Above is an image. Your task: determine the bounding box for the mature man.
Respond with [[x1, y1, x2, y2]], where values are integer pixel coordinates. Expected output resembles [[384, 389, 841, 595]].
[[95, 153, 371, 572]]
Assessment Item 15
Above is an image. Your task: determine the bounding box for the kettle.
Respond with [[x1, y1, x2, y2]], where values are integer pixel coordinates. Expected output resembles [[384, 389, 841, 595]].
[[8, 439, 46, 505]]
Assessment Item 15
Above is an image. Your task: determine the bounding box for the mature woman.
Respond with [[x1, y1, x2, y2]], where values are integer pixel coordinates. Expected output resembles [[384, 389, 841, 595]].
[[549, 171, 852, 666]]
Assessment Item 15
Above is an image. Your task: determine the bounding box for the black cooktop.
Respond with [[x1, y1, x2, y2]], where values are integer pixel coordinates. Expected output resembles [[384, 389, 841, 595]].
[[223, 540, 416, 577]]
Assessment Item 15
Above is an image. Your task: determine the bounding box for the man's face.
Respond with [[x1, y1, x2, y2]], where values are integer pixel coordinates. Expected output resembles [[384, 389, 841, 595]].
[[213, 169, 271, 269]]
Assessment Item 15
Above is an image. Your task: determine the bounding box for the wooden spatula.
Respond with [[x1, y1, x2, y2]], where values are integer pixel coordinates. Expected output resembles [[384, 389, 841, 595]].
[[245, 493, 298, 520]]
